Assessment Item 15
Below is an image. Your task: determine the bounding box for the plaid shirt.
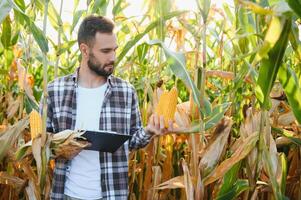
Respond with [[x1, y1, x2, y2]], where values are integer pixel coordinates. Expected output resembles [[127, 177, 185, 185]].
[[45, 69, 151, 200]]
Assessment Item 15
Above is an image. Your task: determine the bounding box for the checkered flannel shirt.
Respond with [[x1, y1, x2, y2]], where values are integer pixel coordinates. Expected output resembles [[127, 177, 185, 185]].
[[45, 69, 151, 200]]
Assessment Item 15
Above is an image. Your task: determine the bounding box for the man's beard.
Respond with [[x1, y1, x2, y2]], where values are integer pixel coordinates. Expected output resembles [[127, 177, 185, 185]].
[[87, 53, 114, 77]]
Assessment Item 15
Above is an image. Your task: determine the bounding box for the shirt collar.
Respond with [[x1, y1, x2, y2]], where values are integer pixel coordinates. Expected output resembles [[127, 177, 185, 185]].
[[72, 67, 115, 87]]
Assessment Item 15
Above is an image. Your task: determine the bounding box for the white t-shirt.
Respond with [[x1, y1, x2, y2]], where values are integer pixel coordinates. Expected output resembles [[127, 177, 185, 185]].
[[64, 83, 107, 199]]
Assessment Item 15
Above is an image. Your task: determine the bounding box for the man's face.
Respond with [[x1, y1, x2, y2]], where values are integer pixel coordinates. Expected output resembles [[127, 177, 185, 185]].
[[87, 32, 118, 77]]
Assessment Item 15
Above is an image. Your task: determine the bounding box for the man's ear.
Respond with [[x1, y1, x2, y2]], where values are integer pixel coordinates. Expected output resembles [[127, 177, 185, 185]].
[[79, 43, 90, 59]]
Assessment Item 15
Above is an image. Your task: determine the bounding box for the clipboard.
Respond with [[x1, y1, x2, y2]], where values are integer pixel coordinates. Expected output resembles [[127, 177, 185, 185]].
[[80, 130, 132, 153]]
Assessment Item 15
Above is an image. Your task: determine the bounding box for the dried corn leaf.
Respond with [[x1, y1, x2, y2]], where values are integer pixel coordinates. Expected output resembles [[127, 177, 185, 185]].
[[195, 171, 204, 200], [183, 160, 194, 200], [200, 117, 232, 176], [0, 171, 26, 192], [274, 127, 301, 145], [25, 180, 41, 200], [16, 130, 86, 161], [17, 60, 36, 103], [32, 137, 42, 184], [265, 133, 278, 176], [6, 96, 20, 120], [17, 59, 26, 90], [262, 141, 282, 199], [153, 87, 164, 109], [0, 118, 28, 161], [239, 109, 261, 178], [174, 105, 191, 128], [154, 176, 185, 189], [276, 137, 292, 147], [204, 132, 258, 185], [261, 112, 284, 199], [206, 70, 252, 83], [278, 111, 296, 126], [0, 124, 7, 133], [147, 166, 161, 200], [51, 129, 85, 143], [270, 82, 283, 98], [15, 140, 33, 160], [269, 99, 281, 116], [18, 159, 41, 200]]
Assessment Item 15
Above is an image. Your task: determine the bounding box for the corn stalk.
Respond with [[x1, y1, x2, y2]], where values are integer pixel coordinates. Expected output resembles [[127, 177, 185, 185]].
[[54, 0, 63, 78]]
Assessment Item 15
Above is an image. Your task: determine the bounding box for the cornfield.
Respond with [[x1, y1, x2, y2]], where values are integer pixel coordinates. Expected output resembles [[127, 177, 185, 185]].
[[1, 0, 301, 199]]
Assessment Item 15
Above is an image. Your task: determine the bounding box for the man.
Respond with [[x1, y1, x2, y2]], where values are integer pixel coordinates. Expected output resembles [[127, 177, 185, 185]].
[[46, 15, 174, 200]]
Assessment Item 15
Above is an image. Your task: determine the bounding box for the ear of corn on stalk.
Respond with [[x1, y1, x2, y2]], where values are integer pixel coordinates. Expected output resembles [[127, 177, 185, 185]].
[[155, 87, 178, 127], [29, 110, 42, 139]]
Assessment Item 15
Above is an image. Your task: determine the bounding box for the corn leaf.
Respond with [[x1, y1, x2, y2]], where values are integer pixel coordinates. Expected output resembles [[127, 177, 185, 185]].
[[262, 140, 288, 200], [256, 17, 291, 109], [116, 11, 185, 66], [217, 162, 241, 199], [278, 65, 301, 124], [204, 102, 231, 130], [286, 0, 301, 19], [9, 0, 49, 53], [279, 153, 287, 194], [216, 179, 249, 200], [70, 10, 85, 34], [148, 39, 212, 117], [1, 16, 11, 49], [88, 0, 109, 15], [15, 140, 32, 160], [112, 0, 124, 16], [184, 103, 230, 133], [272, 127, 301, 146], [289, 22, 301, 60], [0, 0, 12, 24], [254, 16, 283, 63], [242, 1, 273, 15], [196, 0, 211, 21]]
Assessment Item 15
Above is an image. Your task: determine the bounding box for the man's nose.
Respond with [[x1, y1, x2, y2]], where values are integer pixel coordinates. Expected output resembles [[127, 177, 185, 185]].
[[109, 52, 116, 62]]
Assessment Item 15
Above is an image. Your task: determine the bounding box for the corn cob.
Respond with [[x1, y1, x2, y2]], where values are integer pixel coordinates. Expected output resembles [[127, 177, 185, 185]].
[[29, 110, 42, 139], [155, 87, 178, 127]]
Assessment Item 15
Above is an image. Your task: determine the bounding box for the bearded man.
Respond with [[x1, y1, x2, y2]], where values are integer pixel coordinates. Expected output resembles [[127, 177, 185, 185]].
[[45, 15, 174, 200]]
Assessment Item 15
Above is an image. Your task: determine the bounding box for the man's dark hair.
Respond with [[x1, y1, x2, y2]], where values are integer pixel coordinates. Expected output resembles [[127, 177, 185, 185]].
[[78, 15, 114, 47]]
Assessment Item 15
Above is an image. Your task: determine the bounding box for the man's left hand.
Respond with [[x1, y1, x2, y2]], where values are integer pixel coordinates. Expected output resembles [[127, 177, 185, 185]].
[[145, 114, 175, 136]]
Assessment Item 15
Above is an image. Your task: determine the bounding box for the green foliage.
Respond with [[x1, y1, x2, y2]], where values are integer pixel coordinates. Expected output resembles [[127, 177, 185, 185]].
[[278, 65, 301, 124], [256, 17, 291, 109], [217, 162, 249, 200], [0, 0, 13, 24], [286, 0, 301, 19]]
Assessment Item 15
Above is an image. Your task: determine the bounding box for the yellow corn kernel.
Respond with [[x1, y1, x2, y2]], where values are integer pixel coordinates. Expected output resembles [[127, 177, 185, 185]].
[[155, 87, 178, 127], [29, 110, 42, 139]]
